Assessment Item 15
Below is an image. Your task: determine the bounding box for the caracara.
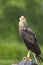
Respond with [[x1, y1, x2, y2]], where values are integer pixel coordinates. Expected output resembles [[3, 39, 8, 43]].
[[19, 16, 43, 64]]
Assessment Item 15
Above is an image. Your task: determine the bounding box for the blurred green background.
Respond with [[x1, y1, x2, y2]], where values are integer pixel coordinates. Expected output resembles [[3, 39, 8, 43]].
[[0, 0, 43, 65]]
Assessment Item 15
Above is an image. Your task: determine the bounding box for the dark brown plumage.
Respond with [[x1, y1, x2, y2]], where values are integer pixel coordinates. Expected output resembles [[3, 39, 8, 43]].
[[19, 16, 43, 62]]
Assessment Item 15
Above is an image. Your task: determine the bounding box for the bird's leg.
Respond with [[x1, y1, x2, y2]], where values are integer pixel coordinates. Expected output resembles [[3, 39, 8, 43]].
[[22, 50, 32, 61], [33, 53, 39, 65], [26, 50, 32, 61], [24, 50, 32, 65], [27, 50, 30, 59]]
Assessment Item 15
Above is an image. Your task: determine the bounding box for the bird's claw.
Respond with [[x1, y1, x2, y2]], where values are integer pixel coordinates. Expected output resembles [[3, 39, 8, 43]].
[[22, 57, 32, 61]]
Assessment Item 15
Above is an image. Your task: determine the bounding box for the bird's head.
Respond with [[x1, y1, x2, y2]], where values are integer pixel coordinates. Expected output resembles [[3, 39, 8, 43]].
[[19, 16, 28, 29], [19, 16, 26, 22]]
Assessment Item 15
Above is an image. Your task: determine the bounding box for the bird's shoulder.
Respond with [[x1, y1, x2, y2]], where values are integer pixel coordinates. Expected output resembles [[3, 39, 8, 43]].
[[22, 27, 36, 38], [22, 28, 37, 44], [23, 27, 34, 34]]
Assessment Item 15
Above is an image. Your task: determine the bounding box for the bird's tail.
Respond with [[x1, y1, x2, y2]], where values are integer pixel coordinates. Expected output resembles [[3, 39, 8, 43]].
[[39, 55, 43, 62], [36, 54, 43, 63]]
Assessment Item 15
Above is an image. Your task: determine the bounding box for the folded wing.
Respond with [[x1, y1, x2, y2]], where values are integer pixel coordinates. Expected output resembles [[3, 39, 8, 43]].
[[21, 28, 41, 56]]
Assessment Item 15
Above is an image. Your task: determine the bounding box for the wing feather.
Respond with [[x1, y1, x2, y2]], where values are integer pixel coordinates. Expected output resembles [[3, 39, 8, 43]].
[[21, 28, 36, 44], [21, 28, 41, 56]]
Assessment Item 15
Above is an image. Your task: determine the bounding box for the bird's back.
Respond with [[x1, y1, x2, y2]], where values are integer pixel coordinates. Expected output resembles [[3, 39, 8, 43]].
[[19, 28, 41, 56]]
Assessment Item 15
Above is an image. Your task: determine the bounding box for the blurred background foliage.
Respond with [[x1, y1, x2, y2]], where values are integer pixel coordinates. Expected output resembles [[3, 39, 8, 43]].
[[0, 0, 43, 65]]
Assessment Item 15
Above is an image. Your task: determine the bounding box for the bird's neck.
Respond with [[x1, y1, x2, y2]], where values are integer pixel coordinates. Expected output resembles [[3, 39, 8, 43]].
[[19, 21, 28, 30]]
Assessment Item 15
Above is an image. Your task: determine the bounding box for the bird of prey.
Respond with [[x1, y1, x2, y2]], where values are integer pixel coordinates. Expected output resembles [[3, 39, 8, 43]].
[[19, 16, 43, 64]]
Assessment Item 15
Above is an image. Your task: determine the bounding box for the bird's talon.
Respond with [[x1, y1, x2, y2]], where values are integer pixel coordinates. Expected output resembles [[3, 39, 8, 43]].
[[26, 57, 32, 61], [22, 57, 32, 62]]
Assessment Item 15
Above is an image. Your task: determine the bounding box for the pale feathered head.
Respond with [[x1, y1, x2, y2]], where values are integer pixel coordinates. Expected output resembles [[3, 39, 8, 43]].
[[19, 16, 28, 29], [19, 16, 26, 22]]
